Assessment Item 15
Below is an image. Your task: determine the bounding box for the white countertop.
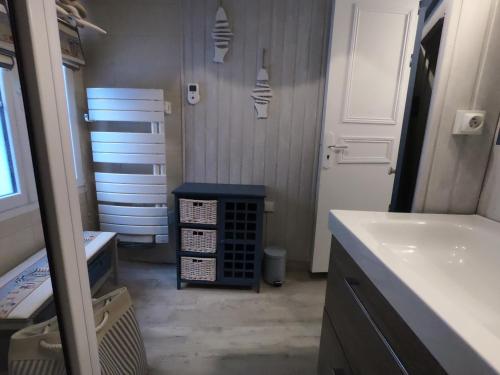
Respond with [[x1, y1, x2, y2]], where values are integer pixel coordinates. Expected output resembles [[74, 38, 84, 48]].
[[329, 210, 500, 375]]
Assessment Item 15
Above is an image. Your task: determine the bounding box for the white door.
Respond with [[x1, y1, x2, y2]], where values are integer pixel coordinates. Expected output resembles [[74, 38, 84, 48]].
[[311, 0, 421, 272]]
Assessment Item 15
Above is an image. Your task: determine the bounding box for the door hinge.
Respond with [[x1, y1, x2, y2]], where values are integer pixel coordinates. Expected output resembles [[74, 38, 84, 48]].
[[409, 53, 414, 68]]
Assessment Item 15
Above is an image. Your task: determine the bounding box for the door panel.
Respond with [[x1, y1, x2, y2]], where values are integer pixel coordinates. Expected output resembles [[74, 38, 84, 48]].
[[343, 6, 412, 124], [336, 136, 395, 164], [312, 0, 420, 272]]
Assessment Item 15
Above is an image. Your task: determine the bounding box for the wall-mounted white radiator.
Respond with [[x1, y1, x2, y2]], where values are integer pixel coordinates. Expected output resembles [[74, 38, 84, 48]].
[[86, 88, 168, 244]]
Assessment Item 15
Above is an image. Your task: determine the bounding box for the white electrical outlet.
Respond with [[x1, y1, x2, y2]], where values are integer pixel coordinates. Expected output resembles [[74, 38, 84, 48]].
[[164, 101, 172, 115], [452, 110, 486, 135]]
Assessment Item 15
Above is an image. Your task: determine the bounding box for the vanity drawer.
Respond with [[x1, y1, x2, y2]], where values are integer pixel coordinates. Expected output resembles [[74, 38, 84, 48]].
[[318, 309, 352, 375], [325, 236, 446, 375], [327, 266, 404, 374]]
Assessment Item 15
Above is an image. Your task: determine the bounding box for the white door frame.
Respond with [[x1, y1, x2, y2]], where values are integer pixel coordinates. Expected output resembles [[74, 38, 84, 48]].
[[413, 0, 498, 212], [412, 0, 461, 211], [11, 0, 100, 373]]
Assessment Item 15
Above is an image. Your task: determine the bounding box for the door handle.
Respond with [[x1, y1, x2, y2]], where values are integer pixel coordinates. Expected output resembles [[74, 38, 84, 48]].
[[328, 144, 348, 152], [323, 132, 346, 169], [388, 166, 396, 175]]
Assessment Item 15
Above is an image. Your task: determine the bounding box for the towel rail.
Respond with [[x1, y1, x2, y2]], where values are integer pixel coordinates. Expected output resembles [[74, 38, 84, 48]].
[[88, 88, 168, 244]]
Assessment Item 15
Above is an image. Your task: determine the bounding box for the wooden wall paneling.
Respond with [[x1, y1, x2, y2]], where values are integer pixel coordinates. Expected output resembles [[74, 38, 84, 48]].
[[285, 0, 315, 256], [228, 0, 246, 184], [274, 0, 300, 249], [193, 0, 207, 183], [263, 0, 287, 247], [252, 0, 273, 185], [216, 5, 232, 183], [297, 0, 332, 258], [182, 0, 330, 261], [182, 0, 195, 182], [240, 1, 260, 184], [205, 0, 219, 183]]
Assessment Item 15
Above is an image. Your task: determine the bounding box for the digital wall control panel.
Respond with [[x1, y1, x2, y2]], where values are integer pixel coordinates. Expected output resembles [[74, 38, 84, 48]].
[[187, 83, 200, 105]]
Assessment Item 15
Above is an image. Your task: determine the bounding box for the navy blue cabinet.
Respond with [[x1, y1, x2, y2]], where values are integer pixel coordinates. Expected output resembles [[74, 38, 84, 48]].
[[173, 183, 265, 292]]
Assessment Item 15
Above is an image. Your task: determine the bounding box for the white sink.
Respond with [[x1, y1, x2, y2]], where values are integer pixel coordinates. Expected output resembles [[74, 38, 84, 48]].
[[329, 210, 500, 375]]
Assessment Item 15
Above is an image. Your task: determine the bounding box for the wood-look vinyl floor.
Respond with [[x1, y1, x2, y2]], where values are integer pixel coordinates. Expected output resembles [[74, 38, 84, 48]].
[[104, 260, 327, 375]]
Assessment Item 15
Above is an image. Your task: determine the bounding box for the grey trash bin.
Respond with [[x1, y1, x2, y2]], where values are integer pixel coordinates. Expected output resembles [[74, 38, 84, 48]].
[[264, 246, 286, 286]]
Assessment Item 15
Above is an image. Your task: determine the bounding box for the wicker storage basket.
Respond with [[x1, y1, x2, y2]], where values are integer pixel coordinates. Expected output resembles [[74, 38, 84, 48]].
[[179, 199, 217, 224], [181, 228, 217, 253], [181, 257, 216, 281]]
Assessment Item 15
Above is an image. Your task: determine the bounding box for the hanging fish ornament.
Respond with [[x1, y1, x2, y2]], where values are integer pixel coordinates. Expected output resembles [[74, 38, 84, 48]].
[[211, 6, 233, 63], [252, 49, 273, 119]]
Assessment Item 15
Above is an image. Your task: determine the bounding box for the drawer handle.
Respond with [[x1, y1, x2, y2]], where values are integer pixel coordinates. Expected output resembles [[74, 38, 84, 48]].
[[344, 278, 409, 375]]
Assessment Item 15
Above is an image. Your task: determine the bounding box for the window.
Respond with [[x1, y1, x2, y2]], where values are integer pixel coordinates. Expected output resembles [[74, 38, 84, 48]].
[[0, 93, 16, 198], [62, 66, 85, 187], [0, 67, 33, 213], [0, 63, 84, 216]]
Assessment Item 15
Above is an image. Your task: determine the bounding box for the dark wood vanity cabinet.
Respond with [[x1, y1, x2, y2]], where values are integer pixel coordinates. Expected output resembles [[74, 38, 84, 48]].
[[318, 237, 447, 375], [318, 309, 351, 375]]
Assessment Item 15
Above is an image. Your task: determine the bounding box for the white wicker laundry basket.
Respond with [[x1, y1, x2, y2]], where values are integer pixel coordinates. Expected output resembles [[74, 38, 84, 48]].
[[181, 228, 217, 253], [179, 199, 217, 224], [8, 287, 147, 375], [180, 257, 216, 281]]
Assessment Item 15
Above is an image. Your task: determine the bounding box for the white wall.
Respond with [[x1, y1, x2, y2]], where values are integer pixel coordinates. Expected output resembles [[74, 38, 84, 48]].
[[474, 0, 500, 220], [479, 124, 500, 219], [80, 0, 183, 207], [0, 183, 95, 278], [435, 0, 500, 220], [73, 69, 99, 230], [80, 0, 184, 262], [414, 0, 499, 213], [0, 208, 44, 276]]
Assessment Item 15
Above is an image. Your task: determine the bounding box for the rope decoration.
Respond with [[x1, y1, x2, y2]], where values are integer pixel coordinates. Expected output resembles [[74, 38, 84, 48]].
[[39, 299, 111, 351]]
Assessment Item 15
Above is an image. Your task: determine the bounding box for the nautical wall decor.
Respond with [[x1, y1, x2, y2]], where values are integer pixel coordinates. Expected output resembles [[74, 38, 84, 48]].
[[252, 49, 273, 119], [211, 5, 233, 63]]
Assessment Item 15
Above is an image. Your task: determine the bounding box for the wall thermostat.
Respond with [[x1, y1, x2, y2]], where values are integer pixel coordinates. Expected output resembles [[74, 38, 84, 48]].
[[187, 83, 200, 105]]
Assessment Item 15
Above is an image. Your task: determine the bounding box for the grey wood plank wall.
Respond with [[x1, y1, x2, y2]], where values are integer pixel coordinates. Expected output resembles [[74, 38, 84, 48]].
[[182, 0, 331, 262]]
